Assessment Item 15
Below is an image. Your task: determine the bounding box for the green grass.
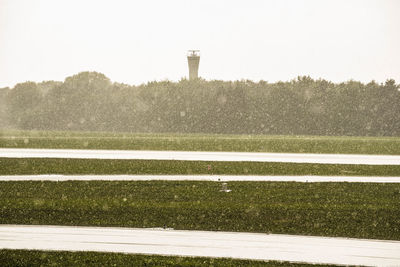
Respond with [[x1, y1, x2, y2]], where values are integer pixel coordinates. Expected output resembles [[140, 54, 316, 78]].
[[1, 158, 399, 176], [1, 130, 400, 154], [0, 249, 335, 267], [1, 181, 399, 240]]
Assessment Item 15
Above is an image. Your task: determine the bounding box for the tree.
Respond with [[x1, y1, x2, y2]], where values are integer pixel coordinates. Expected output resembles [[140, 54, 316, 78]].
[[6, 82, 42, 129]]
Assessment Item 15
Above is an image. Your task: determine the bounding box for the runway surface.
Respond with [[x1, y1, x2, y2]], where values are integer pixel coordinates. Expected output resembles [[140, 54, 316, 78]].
[[1, 225, 399, 266], [1, 174, 400, 183], [1, 148, 400, 165]]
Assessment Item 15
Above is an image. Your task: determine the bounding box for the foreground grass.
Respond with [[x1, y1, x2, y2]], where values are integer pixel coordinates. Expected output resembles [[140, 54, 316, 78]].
[[0, 250, 335, 267], [1, 158, 399, 176], [1, 130, 400, 154], [1, 181, 399, 240]]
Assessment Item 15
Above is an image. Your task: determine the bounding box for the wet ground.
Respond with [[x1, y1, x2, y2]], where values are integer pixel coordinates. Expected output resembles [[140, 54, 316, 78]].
[[1, 174, 400, 183], [1, 225, 399, 266], [1, 148, 399, 165]]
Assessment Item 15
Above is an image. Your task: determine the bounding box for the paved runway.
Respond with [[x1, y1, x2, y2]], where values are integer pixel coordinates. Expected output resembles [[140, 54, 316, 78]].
[[1, 174, 400, 183], [1, 148, 400, 165], [1, 225, 399, 266]]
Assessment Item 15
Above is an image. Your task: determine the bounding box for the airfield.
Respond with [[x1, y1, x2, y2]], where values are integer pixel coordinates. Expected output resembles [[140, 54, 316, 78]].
[[1, 225, 400, 266], [1, 132, 399, 266], [1, 148, 400, 165], [1, 174, 400, 183]]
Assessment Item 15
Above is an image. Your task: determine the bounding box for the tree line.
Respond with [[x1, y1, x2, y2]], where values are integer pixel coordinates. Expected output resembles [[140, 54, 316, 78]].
[[1, 71, 399, 136]]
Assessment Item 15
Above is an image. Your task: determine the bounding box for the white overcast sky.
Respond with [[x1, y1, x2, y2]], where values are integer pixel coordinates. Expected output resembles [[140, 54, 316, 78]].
[[0, 0, 399, 87]]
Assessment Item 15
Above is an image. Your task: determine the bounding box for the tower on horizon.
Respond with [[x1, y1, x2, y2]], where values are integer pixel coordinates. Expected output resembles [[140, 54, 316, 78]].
[[187, 50, 200, 80]]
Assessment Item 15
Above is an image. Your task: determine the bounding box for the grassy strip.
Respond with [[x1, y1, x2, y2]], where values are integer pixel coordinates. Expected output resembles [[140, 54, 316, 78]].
[[1, 181, 399, 240], [0, 250, 334, 267], [1, 158, 400, 176], [1, 130, 400, 154]]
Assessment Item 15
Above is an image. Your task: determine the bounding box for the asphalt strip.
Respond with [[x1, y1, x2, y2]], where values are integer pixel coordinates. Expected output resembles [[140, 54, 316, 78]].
[[1, 148, 400, 165], [0, 174, 399, 183], [1, 225, 400, 266]]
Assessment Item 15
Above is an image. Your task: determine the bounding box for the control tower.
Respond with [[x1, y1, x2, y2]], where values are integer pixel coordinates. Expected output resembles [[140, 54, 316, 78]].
[[187, 50, 200, 80]]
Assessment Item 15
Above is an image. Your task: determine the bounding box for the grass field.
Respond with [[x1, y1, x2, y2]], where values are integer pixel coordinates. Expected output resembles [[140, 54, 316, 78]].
[[1, 158, 400, 176], [0, 249, 335, 267], [1, 181, 399, 240], [1, 130, 400, 154]]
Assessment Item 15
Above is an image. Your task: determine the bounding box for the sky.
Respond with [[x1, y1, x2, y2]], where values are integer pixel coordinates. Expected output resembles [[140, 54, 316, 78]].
[[0, 0, 399, 88]]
